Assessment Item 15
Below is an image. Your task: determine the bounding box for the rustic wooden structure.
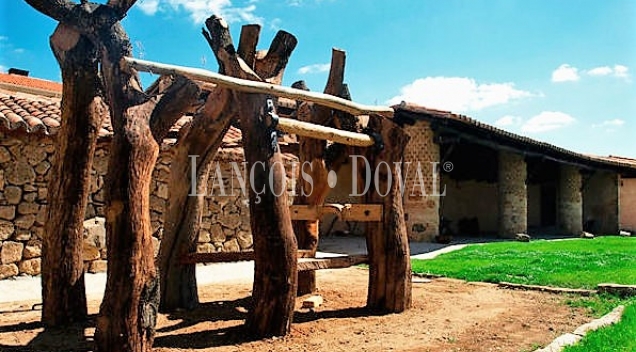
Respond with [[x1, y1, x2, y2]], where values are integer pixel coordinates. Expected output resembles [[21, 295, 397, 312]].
[[25, 0, 411, 346]]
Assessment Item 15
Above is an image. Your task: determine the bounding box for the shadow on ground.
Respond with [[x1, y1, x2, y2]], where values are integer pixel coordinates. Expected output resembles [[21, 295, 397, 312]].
[[0, 317, 95, 352]]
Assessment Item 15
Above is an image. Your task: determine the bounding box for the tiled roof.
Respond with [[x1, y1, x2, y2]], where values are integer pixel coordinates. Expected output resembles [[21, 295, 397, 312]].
[[0, 73, 62, 97], [0, 93, 61, 135], [395, 102, 636, 174]]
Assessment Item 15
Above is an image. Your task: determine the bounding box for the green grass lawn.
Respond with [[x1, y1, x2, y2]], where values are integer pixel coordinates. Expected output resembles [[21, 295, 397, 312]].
[[411, 236, 636, 352], [411, 236, 636, 289]]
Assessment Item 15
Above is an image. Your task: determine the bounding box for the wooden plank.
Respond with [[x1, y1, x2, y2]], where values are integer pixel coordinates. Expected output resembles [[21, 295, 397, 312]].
[[277, 117, 374, 147], [297, 255, 368, 272], [180, 249, 315, 264], [123, 57, 394, 118], [290, 204, 383, 222]]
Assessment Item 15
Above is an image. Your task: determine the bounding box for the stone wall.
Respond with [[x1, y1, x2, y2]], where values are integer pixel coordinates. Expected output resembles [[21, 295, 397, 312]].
[[402, 121, 440, 241], [583, 171, 619, 234], [0, 132, 253, 280], [619, 177, 636, 232], [557, 165, 582, 235], [497, 150, 527, 237]]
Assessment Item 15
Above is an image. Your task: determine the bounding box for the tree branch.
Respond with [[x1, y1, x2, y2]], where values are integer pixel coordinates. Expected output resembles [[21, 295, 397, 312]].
[[106, 0, 137, 19], [24, 0, 74, 22], [253, 31, 297, 84], [238, 24, 261, 69], [149, 75, 201, 142]]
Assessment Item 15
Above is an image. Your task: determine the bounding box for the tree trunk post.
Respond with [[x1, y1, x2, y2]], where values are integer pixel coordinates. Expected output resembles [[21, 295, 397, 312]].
[[240, 93, 298, 338], [41, 23, 105, 327], [362, 115, 412, 313]]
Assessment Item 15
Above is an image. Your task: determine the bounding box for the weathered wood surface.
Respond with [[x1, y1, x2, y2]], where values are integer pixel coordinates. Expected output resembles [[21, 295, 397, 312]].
[[290, 204, 383, 222], [124, 56, 394, 118], [277, 117, 374, 146], [297, 255, 369, 272], [361, 115, 412, 313], [41, 23, 105, 327], [202, 15, 299, 338]]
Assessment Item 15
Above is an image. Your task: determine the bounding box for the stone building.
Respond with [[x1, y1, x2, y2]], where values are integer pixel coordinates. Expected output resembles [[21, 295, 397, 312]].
[[394, 103, 636, 241]]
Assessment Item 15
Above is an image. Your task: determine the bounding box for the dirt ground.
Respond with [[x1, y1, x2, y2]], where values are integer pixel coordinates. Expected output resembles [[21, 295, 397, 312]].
[[0, 267, 590, 352]]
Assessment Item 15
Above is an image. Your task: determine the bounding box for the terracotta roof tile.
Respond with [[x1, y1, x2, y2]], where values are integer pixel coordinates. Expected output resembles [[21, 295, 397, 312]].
[[395, 102, 636, 173], [0, 73, 62, 97]]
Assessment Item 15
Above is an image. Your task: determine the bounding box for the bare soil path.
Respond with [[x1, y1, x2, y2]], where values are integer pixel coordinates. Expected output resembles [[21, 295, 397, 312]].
[[0, 267, 588, 352]]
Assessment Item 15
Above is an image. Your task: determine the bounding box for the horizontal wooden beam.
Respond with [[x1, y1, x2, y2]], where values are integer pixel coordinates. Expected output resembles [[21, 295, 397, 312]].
[[290, 204, 383, 222], [297, 255, 368, 272], [180, 249, 315, 264], [124, 57, 394, 118], [278, 117, 374, 147]]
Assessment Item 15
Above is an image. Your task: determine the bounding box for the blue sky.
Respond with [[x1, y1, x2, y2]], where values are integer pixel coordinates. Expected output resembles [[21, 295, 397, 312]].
[[1, 0, 635, 157]]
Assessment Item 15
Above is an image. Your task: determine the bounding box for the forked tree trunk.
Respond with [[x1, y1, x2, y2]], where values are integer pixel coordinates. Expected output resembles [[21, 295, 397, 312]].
[[42, 24, 105, 327], [94, 23, 200, 352], [201, 16, 299, 337], [362, 115, 412, 312], [293, 49, 358, 295], [159, 88, 234, 311], [240, 92, 298, 337]]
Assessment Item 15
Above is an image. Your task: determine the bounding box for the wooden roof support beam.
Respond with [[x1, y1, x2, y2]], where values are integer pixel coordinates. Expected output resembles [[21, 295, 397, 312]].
[[123, 57, 394, 118], [277, 117, 375, 147], [297, 255, 369, 272]]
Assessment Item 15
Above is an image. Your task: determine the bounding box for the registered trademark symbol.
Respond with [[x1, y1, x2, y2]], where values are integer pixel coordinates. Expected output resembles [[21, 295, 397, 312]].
[[443, 161, 453, 172]]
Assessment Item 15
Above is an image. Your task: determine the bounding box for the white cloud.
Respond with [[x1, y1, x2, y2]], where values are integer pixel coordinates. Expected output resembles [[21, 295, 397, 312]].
[[137, 0, 262, 24], [138, 0, 160, 15], [387, 76, 533, 112], [494, 115, 522, 127], [297, 63, 330, 74], [613, 65, 630, 79], [0, 36, 7, 41], [0, 65, 6, 73], [592, 119, 625, 129], [521, 111, 575, 133], [587, 66, 613, 76], [269, 18, 282, 31], [551, 64, 580, 82], [586, 64, 630, 81]]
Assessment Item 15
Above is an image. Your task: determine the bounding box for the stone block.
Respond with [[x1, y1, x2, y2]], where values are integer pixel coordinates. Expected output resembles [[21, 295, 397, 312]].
[[223, 238, 240, 252], [83, 217, 106, 249], [83, 243, 100, 261], [156, 183, 169, 199], [198, 229, 211, 243], [4, 186, 22, 205], [210, 223, 226, 242], [23, 245, 41, 259], [237, 230, 253, 250], [219, 213, 241, 229], [34, 161, 51, 175], [18, 258, 41, 275], [88, 260, 108, 274], [15, 215, 36, 229], [0, 146, 11, 163], [197, 243, 215, 253], [0, 263, 19, 280], [0, 220, 15, 240], [13, 229, 32, 241], [0, 170, 4, 189], [6, 161, 36, 185], [0, 206, 16, 220], [152, 236, 160, 258], [18, 202, 39, 215], [1, 241, 24, 264], [23, 192, 37, 202]]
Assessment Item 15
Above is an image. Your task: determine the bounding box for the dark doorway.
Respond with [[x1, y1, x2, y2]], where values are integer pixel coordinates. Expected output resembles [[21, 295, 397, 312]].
[[540, 184, 557, 226]]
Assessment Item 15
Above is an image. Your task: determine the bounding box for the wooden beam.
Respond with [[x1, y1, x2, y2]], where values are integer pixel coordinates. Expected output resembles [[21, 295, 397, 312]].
[[290, 204, 383, 222], [297, 255, 368, 271], [123, 57, 394, 118], [179, 249, 315, 264], [278, 117, 374, 147]]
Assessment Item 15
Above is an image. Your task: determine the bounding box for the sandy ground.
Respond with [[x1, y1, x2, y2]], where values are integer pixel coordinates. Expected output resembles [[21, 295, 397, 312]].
[[0, 267, 589, 352]]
